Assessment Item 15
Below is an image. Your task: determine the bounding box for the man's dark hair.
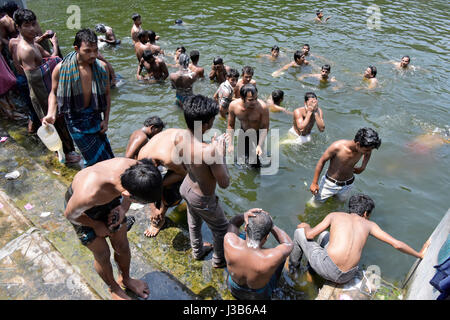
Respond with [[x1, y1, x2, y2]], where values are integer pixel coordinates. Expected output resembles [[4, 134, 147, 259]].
[[1, 1, 18, 18], [178, 53, 190, 68], [190, 50, 200, 63], [13, 8, 36, 27], [402, 55, 410, 61], [213, 56, 223, 65], [73, 28, 98, 48], [294, 50, 305, 61], [322, 64, 331, 72], [304, 92, 317, 102], [131, 13, 141, 21], [144, 116, 165, 129], [303, 44, 310, 50], [348, 194, 375, 217], [142, 50, 155, 62], [272, 89, 284, 104], [176, 46, 186, 53], [271, 45, 280, 52], [137, 29, 149, 42], [240, 83, 258, 101], [148, 30, 156, 42], [175, 19, 183, 25], [354, 127, 381, 149], [369, 65, 377, 77], [227, 68, 239, 79], [316, 10, 322, 16], [242, 66, 254, 76], [247, 211, 273, 242], [183, 95, 219, 132], [95, 24, 106, 34], [120, 158, 163, 203]]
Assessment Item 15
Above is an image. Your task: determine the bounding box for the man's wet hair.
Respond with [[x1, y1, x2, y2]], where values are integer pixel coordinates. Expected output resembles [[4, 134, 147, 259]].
[[402, 55, 410, 61], [354, 127, 381, 149], [368, 65, 377, 77], [131, 13, 141, 21], [227, 68, 240, 79], [303, 44, 310, 50], [176, 46, 186, 53], [348, 194, 375, 217], [183, 94, 219, 132], [242, 66, 254, 76], [271, 45, 280, 52], [142, 50, 155, 61], [240, 83, 258, 101], [322, 64, 331, 72], [246, 210, 273, 242], [190, 50, 200, 63], [178, 53, 190, 69], [304, 92, 317, 102], [137, 29, 149, 42], [272, 89, 284, 104], [148, 30, 156, 42], [175, 19, 183, 25], [1, 1, 18, 18], [316, 10, 322, 16], [120, 158, 163, 203], [95, 24, 106, 33], [73, 28, 97, 48], [294, 50, 306, 61], [144, 116, 165, 129], [13, 8, 36, 27], [213, 56, 223, 65]]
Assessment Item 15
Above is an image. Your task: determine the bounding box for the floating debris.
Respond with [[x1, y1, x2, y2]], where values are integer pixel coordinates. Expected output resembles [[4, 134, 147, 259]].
[[40, 212, 52, 217], [5, 170, 20, 180], [0, 137, 8, 143]]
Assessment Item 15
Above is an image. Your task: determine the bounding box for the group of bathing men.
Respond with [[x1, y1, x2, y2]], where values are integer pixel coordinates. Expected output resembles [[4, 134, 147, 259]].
[[2, 6, 429, 300]]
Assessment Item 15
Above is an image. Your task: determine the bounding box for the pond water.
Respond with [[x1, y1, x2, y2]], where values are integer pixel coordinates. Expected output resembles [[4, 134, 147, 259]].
[[28, 0, 449, 286]]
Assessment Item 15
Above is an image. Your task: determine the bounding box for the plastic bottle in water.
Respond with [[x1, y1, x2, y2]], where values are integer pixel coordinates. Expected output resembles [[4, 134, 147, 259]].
[[37, 124, 65, 163]]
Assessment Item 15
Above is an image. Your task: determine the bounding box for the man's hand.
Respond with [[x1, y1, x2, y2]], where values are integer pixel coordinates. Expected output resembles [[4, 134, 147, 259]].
[[50, 33, 58, 46], [94, 221, 112, 238], [297, 222, 310, 229], [419, 238, 431, 259], [256, 145, 263, 156], [100, 120, 108, 134], [353, 167, 364, 174], [42, 114, 56, 126], [310, 182, 319, 195], [244, 208, 268, 224]]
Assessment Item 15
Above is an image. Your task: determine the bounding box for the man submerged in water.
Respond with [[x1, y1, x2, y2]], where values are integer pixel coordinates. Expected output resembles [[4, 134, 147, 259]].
[[309, 127, 381, 205], [224, 208, 293, 300], [315, 10, 331, 23], [258, 45, 280, 61], [188, 50, 204, 78], [234, 66, 257, 99], [290, 92, 325, 145], [272, 50, 308, 77], [266, 89, 292, 114], [136, 50, 168, 81], [95, 24, 120, 46], [125, 115, 165, 159], [356, 65, 378, 90], [169, 53, 198, 107], [208, 56, 231, 84], [289, 194, 430, 285], [213, 68, 239, 118], [64, 157, 163, 299], [298, 65, 342, 90]]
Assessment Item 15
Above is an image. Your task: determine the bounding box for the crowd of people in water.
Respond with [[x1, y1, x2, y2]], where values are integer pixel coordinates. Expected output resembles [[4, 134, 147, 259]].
[[0, 3, 432, 300]]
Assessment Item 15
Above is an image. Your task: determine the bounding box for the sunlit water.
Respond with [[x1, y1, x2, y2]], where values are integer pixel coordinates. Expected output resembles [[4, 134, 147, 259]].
[[29, 0, 449, 287]]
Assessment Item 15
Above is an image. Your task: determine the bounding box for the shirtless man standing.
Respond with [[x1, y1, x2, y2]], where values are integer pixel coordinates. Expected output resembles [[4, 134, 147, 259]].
[[289, 194, 430, 284], [208, 56, 231, 84], [169, 53, 198, 107], [147, 30, 163, 55], [224, 208, 293, 300], [134, 30, 150, 62], [290, 92, 325, 144], [125, 115, 164, 159], [64, 157, 163, 299], [272, 51, 308, 77], [227, 84, 270, 167], [310, 128, 381, 204], [137, 128, 188, 237], [189, 50, 204, 78], [130, 13, 142, 44], [136, 50, 168, 81], [178, 94, 230, 268], [234, 66, 257, 99]]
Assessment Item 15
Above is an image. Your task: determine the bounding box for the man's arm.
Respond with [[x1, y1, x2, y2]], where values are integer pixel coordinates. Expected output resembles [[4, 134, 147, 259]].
[[272, 62, 293, 77], [298, 73, 314, 81], [161, 61, 169, 80], [42, 63, 61, 124], [369, 222, 429, 259], [353, 150, 372, 174], [208, 65, 216, 80], [310, 143, 337, 194], [210, 136, 230, 189], [226, 103, 236, 152], [100, 61, 111, 134], [125, 135, 146, 159], [314, 108, 325, 132], [298, 213, 334, 240], [136, 61, 145, 80]]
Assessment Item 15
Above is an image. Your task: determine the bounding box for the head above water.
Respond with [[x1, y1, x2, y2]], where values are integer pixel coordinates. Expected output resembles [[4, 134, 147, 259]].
[[354, 127, 381, 150], [13, 8, 36, 28], [73, 29, 99, 64], [304, 92, 317, 103], [401, 55, 410, 67], [175, 19, 183, 25], [95, 24, 106, 34], [245, 210, 273, 246], [226, 68, 240, 82], [367, 65, 377, 78], [294, 50, 306, 63], [183, 94, 219, 133], [131, 13, 141, 22], [120, 158, 163, 203], [137, 29, 149, 43], [142, 50, 155, 62], [240, 83, 258, 103], [189, 50, 200, 64], [176, 46, 186, 54], [316, 10, 323, 17], [178, 53, 190, 69], [144, 115, 165, 129], [1, 1, 18, 18], [302, 44, 310, 54], [242, 66, 254, 76], [148, 30, 156, 42], [272, 89, 284, 105], [271, 45, 280, 52], [213, 56, 223, 65], [348, 194, 375, 218]]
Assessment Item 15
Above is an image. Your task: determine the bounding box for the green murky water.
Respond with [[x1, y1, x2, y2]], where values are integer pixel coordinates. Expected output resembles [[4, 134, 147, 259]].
[[28, 0, 449, 286]]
